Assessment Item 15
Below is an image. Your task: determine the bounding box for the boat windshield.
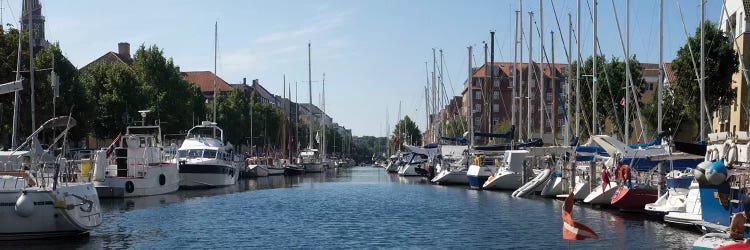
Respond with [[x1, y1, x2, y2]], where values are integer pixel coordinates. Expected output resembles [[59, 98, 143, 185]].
[[178, 149, 204, 159], [203, 149, 217, 159]]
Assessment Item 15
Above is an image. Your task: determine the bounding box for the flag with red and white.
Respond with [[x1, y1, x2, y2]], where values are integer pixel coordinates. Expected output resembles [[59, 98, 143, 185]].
[[619, 97, 626, 106], [105, 133, 122, 158], [562, 190, 599, 240]]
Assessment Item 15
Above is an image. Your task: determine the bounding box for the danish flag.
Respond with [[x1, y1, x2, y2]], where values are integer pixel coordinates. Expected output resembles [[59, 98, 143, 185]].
[[562, 190, 599, 240]]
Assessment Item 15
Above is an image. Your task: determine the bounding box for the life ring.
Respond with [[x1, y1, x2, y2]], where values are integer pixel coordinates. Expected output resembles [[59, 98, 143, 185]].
[[159, 174, 166, 186], [617, 165, 630, 181], [125, 181, 134, 193]]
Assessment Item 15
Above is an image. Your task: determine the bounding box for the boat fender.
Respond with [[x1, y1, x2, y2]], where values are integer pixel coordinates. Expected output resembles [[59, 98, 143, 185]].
[[722, 143, 731, 161], [15, 192, 34, 217], [694, 161, 710, 185], [125, 181, 135, 193], [729, 212, 747, 240], [711, 149, 720, 162], [93, 150, 107, 182], [706, 161, 728, 186], [727, 144, 738, 166], [705, 149, 711, 162], [159, 174, 166, 186]]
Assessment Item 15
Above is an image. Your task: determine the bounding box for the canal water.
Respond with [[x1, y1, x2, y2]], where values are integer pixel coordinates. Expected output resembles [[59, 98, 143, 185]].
[[4, 167, 699, 249]]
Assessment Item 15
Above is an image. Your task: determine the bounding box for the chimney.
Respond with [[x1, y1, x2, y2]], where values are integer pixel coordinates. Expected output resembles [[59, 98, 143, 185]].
[[252, 79, 259, 86], [243, 78, 247, 85], [118, 42, 131, 60], [175, 66, 181, 73]]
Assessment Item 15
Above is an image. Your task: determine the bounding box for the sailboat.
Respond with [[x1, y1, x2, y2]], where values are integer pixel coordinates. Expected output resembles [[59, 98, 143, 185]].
[[0, 7, 101, 238], [300, 43, 325, 173]]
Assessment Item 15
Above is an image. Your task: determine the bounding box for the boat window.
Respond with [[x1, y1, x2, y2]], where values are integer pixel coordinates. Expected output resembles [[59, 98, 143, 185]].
[[178, 150, 188, 158], [203, 149, 217, 159], [187, 149, 202, 158]]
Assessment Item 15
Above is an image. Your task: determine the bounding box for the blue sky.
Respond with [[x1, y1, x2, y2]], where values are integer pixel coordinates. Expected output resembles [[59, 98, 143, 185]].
[[2, 0, 722, 136]]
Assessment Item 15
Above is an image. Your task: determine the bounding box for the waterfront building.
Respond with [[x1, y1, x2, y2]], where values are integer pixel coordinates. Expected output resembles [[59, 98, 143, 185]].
[[180, 71, 234, 101], [712, 0, 750, 134]]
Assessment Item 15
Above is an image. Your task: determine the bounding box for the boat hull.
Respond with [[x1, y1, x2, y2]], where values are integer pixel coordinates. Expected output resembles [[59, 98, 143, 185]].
[[467, 165, 492, 189], [95, 163, 180, 198], [583, 182, 619, 205], [540, 175, 565, 197], [179, 164, 238, 188], [482, 172, 522, 190], [0, 183, 102, 240], [611, 186, 658, 211], [398, 163, 423, 176], [431, 170, 468, 185], [303, 163, 324, 173], [267, 167, 286, 175]]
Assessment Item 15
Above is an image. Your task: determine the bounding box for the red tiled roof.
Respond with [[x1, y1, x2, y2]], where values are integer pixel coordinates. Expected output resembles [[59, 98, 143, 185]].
[[181, 71, 234, 93], [472, 62, 568, 78]]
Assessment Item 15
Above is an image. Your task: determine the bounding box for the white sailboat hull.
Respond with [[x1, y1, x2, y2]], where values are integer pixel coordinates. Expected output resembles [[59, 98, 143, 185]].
[[540, 176, 565, 197], [583, 182, 619, 205], [483, 172, 523, 190], [0, 182, 102, 240], [431, 169, 468, 185]]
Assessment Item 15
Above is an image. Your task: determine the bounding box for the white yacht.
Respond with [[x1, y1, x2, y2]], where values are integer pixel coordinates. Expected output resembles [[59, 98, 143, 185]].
[[482, 150, 527, 190], [299, 148, 324, 173], [93, 119, 179, 197], [176, 121, 240, 188], [0, 116, 102, 239]]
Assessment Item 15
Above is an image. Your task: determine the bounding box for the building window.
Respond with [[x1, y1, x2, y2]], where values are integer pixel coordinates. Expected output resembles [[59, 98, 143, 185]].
[[493, 91, 500, 100], [546, 92, 552, 101], [558, 118, 564, 127], [494, 79, 500, 88], [474, 117, 481, 125], [545, 120, 551, 128], [474, 91, 482, 100], [493, 104, 500, 112], [474, 104, 481, 113]]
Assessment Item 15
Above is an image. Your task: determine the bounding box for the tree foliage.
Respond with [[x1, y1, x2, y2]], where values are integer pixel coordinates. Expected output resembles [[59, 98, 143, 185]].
[[392, 115, 422, 149], [669, 20, 738, 137]]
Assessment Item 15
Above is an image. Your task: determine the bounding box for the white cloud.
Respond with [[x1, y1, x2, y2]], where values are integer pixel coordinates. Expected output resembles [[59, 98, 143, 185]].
[[254, 10, 350, 44]]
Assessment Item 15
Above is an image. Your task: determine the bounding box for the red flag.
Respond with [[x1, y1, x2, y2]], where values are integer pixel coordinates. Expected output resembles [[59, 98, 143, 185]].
[[105, 133, 122, 158], [562, 190, 599, 240], [619, 97, 625, 106]]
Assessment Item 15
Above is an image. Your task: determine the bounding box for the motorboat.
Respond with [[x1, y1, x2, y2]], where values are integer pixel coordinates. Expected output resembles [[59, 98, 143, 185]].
[[644, 170, 695, 216], [176, 121, 240, 188], [93, 119, 179, 197], [467, 154, 499, 189], [663, 180, 702, 226], [268, 158, 287, 175]]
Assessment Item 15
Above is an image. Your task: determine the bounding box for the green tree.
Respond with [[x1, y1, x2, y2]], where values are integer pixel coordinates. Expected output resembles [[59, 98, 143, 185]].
[[80, 62, 146, 138], [670, 20, 738, 137], [392, 115, 422, 149], [444, 117, 467, 139], [132, 44, 205, 134]]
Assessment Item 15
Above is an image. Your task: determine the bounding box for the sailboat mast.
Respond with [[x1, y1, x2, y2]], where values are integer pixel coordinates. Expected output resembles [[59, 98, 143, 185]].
[[322, 73, 326, 159], [282, 75, 287, 159], [11, 10, 22, 148], [28, 0, 35, 130], [539, 0, 544, 140], [308, 42, 313, 149], [513, 11, 519, 140], [592, 0, 598, 135], [657, 0, 664, 134], [213, 21, 217, 125], [468, 46, 474, 148], [575, 0, 581, 139], [519, 0, 524, 140], [528, 11, 533, 139], [625, 0, 630, 143], [699, 0, 705, 140], [566, 13, 572, 145]]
